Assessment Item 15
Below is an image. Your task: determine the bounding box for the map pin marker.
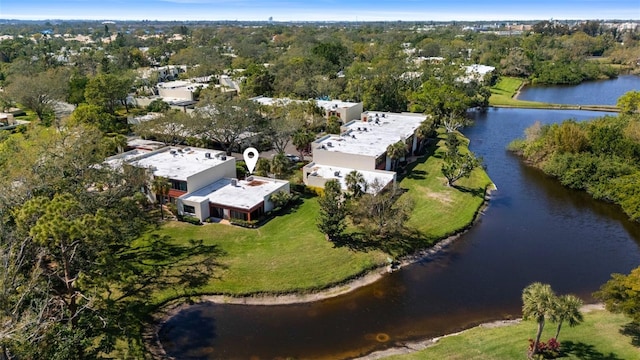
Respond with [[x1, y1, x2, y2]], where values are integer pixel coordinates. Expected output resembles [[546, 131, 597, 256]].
[[243, 147, 259, 174]]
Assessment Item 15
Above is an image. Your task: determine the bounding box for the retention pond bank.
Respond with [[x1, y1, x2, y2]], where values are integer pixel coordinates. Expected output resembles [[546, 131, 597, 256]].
[[159, 75, 640, 360]]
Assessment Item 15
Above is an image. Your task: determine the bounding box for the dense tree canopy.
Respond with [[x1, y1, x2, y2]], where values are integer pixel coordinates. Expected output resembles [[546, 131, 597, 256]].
[[509, 104, 640, 221]]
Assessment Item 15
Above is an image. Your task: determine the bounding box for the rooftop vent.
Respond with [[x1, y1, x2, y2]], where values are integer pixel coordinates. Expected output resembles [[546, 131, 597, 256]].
[[363, 128, 368, 131], [205, 152, 211, 159], [334, 171, 340, 177], [220, 155, 227, 160], [351, 134, 356, 139], [246, 176, 254, 181], [327, 142, 333, 147], [184, 147, 191, 151], [382, 113, 386, 118], [231, 178, 238, 186], [170, 150, 177, 155]]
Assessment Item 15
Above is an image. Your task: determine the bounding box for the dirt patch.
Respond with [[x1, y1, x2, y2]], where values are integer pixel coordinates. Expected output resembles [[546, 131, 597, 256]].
[[424, 190, 454, 205]]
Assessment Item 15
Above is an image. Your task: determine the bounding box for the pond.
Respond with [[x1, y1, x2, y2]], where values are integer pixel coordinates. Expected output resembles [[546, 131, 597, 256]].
[[159, 80, 640, 359], [516, 74, 640, 105]]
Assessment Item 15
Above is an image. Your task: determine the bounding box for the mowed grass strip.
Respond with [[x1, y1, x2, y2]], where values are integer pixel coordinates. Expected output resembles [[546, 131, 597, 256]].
[[149, 198, 388, 303], [490, 76, 552, 108], [401, 132, 493, 240], [148, 131, 493, 303], [385, 310, 639, 360]]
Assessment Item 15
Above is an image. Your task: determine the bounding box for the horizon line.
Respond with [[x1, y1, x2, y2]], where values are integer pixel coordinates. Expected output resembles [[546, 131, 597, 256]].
[[2, 17, 639, 23]]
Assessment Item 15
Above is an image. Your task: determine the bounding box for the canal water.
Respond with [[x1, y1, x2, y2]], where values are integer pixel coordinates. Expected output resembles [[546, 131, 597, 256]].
[[159, 78, 640, 359], [516, 74, 640, 105]]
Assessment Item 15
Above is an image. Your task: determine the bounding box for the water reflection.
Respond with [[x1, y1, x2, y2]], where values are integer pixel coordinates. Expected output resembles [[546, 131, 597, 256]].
[[160, 108, 640, 359]]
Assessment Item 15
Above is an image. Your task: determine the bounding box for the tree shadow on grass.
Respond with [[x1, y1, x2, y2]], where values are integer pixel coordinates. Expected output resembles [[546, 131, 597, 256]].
[[452, 184, 486, 198], [620, 322, 640, 346], [560, 341, 623, 360], [332, 228, 432, 257], [405, 169, 427, 180]]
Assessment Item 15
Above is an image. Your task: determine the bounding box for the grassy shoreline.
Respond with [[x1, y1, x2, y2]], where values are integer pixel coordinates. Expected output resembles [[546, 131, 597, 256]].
[[146, 131, 493, 306], [377, 308, 638, 360], [489, 76, 619, 112]]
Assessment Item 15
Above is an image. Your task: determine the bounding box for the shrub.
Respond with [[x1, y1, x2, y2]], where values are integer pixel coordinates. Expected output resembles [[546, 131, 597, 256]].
[[229, 219, 258, 228], [180, 215, 202, 225], [528, 338, 560, 359]]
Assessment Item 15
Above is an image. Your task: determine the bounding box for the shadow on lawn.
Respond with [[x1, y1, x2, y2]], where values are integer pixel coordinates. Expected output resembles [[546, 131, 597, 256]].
[[620, 322, 640, 346], [332, 228, 434, 257], [453, 184, 487, 198], [560, 341, 623, 360]]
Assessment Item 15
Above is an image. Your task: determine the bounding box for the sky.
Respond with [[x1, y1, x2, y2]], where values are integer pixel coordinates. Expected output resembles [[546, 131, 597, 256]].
[[1, 0, 639, 22]]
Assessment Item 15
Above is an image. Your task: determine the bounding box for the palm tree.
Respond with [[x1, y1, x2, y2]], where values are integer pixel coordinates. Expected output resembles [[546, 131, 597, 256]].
[[416, 117, 436, 152], [345, 170, 366, 198], [270, 153, 289, 179], [151, 176, 171, 220], [386, 140, 408, 171], [522, 282, 557, 357], [111, 134, 127, 154], [551, 294, 584, 341], [292, 129, 315, 161]]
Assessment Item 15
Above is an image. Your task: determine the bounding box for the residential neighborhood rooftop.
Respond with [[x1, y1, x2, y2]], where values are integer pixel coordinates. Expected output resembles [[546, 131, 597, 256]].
[[131, 147, 232, 181], [181, 176, 289, 210], [251, 96, 360, 111], [315, 112, 426, 157], [305, 163, 396, 193]]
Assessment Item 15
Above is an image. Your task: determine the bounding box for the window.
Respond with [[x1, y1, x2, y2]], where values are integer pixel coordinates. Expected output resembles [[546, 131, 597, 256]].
[[183, 204, 196, 214], [170, 179, 187, 192], [230, 210, 247, 221]]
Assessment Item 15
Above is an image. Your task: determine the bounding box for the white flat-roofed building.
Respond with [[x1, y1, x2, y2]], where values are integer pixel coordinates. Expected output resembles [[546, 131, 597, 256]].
[[179, 176, 290, 222], [106, 146, 290, 222], [316, 99, 363, 123], [251, 96, 363, 123], [462, 64, 496, 83], [304, 164, 395, 194], [157, 80, 209, 101], [126, 138, 166, 151], [130, 146, 236, 202], [303, 111, 426, 192]]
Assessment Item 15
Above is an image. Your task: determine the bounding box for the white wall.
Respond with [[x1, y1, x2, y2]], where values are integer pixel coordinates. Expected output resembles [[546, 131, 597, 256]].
[[178, 197, 210, 221], [312, 147, 376, 171], [187, 158, 236, 193], [263, 180, 290, 212]]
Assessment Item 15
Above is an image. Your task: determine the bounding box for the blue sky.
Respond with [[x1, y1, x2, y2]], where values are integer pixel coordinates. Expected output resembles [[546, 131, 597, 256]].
[[1, 0, 638, 22]]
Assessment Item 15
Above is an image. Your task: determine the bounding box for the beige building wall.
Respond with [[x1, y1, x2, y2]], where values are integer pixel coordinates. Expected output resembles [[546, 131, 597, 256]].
[[158, 87, 194, 100], [186, 158, 236, 192], [263, 180, 291, 212], [179, 197, 209, 221], [311, 147, 376, 171]]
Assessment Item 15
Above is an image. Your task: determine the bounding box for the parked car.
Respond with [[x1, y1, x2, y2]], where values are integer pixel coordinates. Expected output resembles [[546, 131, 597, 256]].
[[285, 154, 300, 162]]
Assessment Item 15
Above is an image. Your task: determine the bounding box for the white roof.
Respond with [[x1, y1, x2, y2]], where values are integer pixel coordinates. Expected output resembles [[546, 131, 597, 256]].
[[315, 112, 425, 158], [306, 164, 395, 194], [316, 99, 361, 111], [465, 64, 496, 76], [251, 96, 361, 111], [131, 147, 232, 181], [126, 138, 166, 151], [104, 149, 152, 169], [181, 177, 289, 210]]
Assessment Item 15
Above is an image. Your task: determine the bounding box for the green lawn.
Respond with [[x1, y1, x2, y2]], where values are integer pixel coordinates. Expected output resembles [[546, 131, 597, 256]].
[[148, 133, 493, 303], [401, 133, 492, 240], [385, 310, 639, 360], [149, 199, 388, 303], [490, 77, 552, 108], [489, 76, 619, 111]]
